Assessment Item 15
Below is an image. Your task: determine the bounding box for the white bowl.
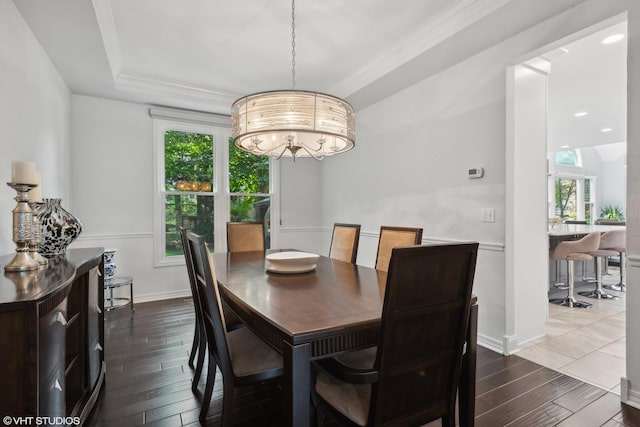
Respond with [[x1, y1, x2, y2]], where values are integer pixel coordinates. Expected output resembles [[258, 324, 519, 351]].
[[265, 251, 319, 274]]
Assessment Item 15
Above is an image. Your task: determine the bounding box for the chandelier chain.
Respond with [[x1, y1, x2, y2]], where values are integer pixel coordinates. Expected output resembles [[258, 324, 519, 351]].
[[291, 0, 296, 90]]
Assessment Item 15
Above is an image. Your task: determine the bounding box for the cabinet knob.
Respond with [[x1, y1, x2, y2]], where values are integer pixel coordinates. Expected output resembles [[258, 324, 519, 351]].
[[54, 378, 63, 392], [51, 312, 67, 326], [94, 343, 103, 352]]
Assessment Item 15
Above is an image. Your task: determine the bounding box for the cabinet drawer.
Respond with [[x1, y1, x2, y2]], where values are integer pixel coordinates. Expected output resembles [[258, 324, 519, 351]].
[[39, 358, 65, 417], [39, 298, 67, 379]]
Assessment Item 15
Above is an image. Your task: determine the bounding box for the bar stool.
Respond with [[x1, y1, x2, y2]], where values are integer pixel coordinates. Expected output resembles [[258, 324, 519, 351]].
[[579, 247, 620, 300], [549, 232, 600, 308], [600, 229, 627, 292]]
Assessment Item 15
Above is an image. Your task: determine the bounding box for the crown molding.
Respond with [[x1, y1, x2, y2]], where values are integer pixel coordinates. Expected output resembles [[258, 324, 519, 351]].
[[92, 0, 122, 81], [93, 0, 513, 107], [92, 0, 238, 108], [115, 71, 237, 105], [329, 0, 514, 98]]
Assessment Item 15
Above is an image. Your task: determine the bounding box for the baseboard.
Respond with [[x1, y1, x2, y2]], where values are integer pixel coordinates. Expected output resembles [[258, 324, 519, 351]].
[[621, 377, 640, 410], [135, 289, 191, 304], [478, 333, 505, 354], [502, 334, 520, 355]]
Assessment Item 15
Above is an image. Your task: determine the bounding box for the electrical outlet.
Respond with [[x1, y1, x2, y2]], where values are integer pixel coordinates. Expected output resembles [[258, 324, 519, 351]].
[[481, 208, 495, 223]]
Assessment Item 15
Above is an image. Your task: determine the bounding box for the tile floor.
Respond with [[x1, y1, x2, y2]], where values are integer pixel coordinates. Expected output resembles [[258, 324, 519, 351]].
[[518, 266, 626, 395]]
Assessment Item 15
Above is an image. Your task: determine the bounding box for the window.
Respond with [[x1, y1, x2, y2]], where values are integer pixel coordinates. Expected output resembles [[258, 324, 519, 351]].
[[554, 149, 582, 167], [554, 177, 577, 219], [551, 175, 596, 223], [152, 109, 277, 266]]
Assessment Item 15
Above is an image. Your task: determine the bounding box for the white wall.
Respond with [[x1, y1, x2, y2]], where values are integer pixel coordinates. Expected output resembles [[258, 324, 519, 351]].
[[278, 158, 324, 254], [69, 95, 324, 302], [0, 0, 71, 254], [624, 2, 640, 410], [70, 95, 189, 302], [600, 157, 627, 215], [319, 0, 640, 408]]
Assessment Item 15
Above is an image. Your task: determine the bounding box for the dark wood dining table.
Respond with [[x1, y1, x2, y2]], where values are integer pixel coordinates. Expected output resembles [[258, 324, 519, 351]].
[[212, 249, 478, 427]]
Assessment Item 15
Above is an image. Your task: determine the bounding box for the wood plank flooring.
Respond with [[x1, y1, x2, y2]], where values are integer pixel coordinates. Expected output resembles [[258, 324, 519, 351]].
[[85, 298, 640, 427]]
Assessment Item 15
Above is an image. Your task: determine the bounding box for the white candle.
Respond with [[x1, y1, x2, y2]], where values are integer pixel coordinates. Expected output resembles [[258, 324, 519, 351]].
[[31, 171, 43, 203], [11, 160, 37, 184]]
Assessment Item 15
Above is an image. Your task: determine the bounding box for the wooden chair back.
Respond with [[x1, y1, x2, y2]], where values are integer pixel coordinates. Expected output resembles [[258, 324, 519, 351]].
[[375, 226, 423, 272], [180, 227, 203, 319], [370, 243, 478, 425], [185, 231, 233, 378], [329, 223, 361, 264], [226, 222, 265, 252]]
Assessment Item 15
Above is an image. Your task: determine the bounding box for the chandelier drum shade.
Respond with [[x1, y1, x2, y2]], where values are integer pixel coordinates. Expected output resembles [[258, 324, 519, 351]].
[[232, 90, 355, 159], [231, 0, 355, 160]]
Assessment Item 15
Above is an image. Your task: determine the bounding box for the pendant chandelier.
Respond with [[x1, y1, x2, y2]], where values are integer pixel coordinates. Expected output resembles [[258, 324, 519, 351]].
[[231, 0, 355, 160]]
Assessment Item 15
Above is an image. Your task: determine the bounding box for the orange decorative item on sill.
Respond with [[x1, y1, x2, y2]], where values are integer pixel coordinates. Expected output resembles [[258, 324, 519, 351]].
[[176, 181, 212, 192]]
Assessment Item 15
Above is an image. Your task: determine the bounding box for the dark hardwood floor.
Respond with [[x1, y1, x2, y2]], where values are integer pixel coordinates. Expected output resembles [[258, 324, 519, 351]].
[[86, 298, 640, 427]]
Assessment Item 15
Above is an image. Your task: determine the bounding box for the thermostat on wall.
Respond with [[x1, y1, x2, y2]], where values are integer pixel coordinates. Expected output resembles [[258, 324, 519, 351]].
[[468, 167, 484, 179]]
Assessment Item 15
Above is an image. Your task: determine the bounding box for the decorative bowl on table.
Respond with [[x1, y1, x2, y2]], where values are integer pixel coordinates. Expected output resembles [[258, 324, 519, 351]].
[[265, 251, 320, 274]]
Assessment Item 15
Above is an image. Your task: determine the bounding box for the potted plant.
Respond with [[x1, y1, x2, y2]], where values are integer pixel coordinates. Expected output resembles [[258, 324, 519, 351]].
[[599, 204, 625, 221]]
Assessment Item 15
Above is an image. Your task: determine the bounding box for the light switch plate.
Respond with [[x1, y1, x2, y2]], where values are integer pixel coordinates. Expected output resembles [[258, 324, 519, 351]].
[[481, 208, 495, 223]]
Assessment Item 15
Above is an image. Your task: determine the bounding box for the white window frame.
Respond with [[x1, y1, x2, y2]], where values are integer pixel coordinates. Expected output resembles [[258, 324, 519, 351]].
[[151, 108, 279, 267], [548, 172, 596, 221]]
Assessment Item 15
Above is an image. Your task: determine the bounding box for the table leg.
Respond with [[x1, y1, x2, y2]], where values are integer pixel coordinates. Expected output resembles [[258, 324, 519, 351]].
[[130, 280, 135, 312], [283, 341, 311, 427], [460, 301, 477, 426]]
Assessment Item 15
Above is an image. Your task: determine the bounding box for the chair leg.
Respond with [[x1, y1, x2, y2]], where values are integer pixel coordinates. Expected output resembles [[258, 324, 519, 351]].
[[221, 378, 235, 427], [578, 257, 619, 300], [442, 404, 456, 427], [551, 260, 592, 308], [192, 330, 207, 391], [199, 353, 217, 422], [188, 322, 199, 369], [604, 251, 626, 292]]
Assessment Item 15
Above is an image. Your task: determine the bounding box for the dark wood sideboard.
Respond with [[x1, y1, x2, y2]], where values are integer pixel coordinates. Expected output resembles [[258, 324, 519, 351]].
[[0, 248, 105, 422]]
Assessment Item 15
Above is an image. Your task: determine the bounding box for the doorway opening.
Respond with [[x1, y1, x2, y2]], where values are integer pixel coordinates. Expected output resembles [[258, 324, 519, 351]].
[[507, 16, 627, 393]]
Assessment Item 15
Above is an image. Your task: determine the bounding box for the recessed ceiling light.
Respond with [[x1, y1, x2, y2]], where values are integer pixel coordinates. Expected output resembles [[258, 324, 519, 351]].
[[561, 145, 570, 149], [601, 128, 613, 133], [602, 34, 625, 44], [559, 47, 570, 53], [574, 111, 588, 117]]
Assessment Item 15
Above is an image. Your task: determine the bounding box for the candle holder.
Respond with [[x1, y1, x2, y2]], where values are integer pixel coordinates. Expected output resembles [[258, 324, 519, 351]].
[[29, 202, 48, 267], [4, 183, 39, 272]]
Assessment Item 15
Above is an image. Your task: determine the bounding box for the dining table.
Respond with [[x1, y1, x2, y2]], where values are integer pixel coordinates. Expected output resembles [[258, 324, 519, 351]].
[[212, 249, 478, 427]]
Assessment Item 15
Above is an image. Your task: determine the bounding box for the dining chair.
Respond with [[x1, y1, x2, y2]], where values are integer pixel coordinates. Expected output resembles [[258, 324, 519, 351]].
[[179, 227, 207, 390], [313, 243, 479, 427], [180, 228, 245, 393], [226, 221, 266, 252], [185, 231, 283, 425], [329, 223, 361, 264], [374, 226, 423, 272]]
